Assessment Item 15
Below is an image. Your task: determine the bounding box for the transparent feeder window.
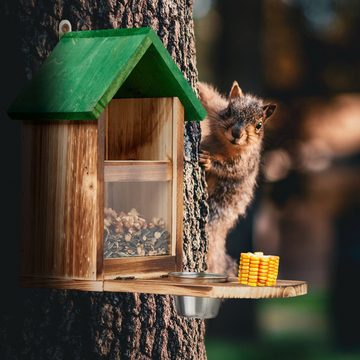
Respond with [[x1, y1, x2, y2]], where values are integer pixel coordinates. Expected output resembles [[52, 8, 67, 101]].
[[104, 181, 171, 258]]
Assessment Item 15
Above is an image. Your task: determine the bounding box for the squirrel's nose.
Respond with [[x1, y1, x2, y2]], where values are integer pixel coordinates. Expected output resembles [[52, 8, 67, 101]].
[[231, 127, 241, 139]]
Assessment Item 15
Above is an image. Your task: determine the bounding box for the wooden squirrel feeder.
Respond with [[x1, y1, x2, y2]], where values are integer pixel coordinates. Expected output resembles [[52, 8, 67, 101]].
[[8, 27, 307, 302]]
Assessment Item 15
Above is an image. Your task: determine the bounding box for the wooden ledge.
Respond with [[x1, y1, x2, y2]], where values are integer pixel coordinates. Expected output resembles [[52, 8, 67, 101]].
[[20, 276, 103, 292], [103, 278, 308, 299], [104, 161, 172, 182], [19, 276, 307, 299]]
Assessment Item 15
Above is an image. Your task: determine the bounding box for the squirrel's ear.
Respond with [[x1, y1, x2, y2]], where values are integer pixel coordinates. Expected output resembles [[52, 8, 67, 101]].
[[229, 81, 243, 99], [263, 104, 277, 121]]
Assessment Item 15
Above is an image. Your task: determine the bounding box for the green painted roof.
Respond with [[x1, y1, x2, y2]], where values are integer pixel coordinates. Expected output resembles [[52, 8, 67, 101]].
[[8, 27, 206, 121]]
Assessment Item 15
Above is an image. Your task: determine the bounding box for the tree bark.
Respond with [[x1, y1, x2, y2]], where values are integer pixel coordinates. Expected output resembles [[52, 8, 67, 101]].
[[2, 1, 208, 359]]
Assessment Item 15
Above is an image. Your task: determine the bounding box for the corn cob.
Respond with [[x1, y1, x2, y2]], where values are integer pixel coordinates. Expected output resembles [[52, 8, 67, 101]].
[[238, 252, 251, 285], [238, 252, 280, 287]]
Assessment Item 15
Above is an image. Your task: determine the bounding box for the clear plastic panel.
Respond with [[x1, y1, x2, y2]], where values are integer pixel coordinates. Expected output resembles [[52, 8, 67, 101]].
[[104, 181, 171, 258]]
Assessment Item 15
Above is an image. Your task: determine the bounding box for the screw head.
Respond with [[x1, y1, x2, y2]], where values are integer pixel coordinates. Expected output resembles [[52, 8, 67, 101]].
[[59, 20, 72, 38]]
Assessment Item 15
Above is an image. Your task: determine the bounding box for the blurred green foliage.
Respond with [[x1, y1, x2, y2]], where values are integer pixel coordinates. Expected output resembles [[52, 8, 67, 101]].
[[207, 291, 360, 360]]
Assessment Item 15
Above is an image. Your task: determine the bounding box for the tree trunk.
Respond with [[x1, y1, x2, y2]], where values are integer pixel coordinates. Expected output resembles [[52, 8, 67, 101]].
[[2, 1, 208, 359]]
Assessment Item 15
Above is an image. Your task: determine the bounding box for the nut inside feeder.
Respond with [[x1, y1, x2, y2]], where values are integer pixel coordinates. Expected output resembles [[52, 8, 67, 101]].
[[168, 272, 227, 319], [104, 207, 170, 258]]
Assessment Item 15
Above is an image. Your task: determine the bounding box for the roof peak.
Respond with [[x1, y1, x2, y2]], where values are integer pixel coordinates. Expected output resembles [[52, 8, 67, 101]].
[[8, 27, 206, 121]]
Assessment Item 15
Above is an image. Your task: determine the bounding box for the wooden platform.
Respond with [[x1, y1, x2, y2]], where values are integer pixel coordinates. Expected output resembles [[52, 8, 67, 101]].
[[21, 276, 307, 299], [20, 277, 103, 291], [103, 278, 307, 299]]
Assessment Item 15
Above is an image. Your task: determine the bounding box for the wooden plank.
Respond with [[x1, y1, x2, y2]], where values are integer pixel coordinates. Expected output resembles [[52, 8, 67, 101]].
[[96, 112, 105, 280], [103, 278, 308, 299], [173, 98, 184, 269], [104, 279, 213, 296], [171, 100, 176, 256], [104, 106, 109, 160], [21, 121, 100, 280], [106, 98, 173, 161], [209, 279, 308, 299], [104, 161, 172, 182], [20, 276, 103, 292], [104, 256, 177, 279]]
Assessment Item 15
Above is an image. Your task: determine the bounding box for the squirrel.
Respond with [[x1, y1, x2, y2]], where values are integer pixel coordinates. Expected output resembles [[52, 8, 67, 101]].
[[198, 81, 276, 276]]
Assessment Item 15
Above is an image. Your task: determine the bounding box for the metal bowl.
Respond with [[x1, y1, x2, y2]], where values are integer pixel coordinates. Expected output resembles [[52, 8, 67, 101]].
[[174, 295, 222, 319], [168, 272, 228, 319]]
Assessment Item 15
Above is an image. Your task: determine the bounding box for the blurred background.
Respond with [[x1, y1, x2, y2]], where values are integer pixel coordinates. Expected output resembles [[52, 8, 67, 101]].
[[193, 0, 360, 359]]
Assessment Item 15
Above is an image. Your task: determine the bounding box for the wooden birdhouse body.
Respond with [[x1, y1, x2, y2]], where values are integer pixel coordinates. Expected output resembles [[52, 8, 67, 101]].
[[21, 119, 104, 289], [10, 28, 204, 291], [20, 97, 184, 290]]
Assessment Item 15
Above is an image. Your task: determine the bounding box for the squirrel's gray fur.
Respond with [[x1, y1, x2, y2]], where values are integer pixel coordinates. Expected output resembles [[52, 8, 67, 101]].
[[198, 81, 276, 276]]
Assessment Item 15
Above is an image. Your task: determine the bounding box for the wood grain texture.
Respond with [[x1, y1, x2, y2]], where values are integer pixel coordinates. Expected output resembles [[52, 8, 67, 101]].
[[104, 256, 177, 279], [104, 161, 172, 182], [96, 112, 105, 280], [106, 98, 173, 160], [20, 276, 103, 291], [21, 120, 101, 280], [103, 278, 307, 299], [174, 98, 184, 269]]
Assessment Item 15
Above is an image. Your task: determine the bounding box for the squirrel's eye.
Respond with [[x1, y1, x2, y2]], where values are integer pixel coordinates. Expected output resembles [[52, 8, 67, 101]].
[[255, 121, 262, 132]]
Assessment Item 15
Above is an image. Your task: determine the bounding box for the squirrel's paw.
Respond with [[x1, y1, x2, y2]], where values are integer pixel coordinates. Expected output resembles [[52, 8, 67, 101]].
[[199, 150, 212, 171]]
